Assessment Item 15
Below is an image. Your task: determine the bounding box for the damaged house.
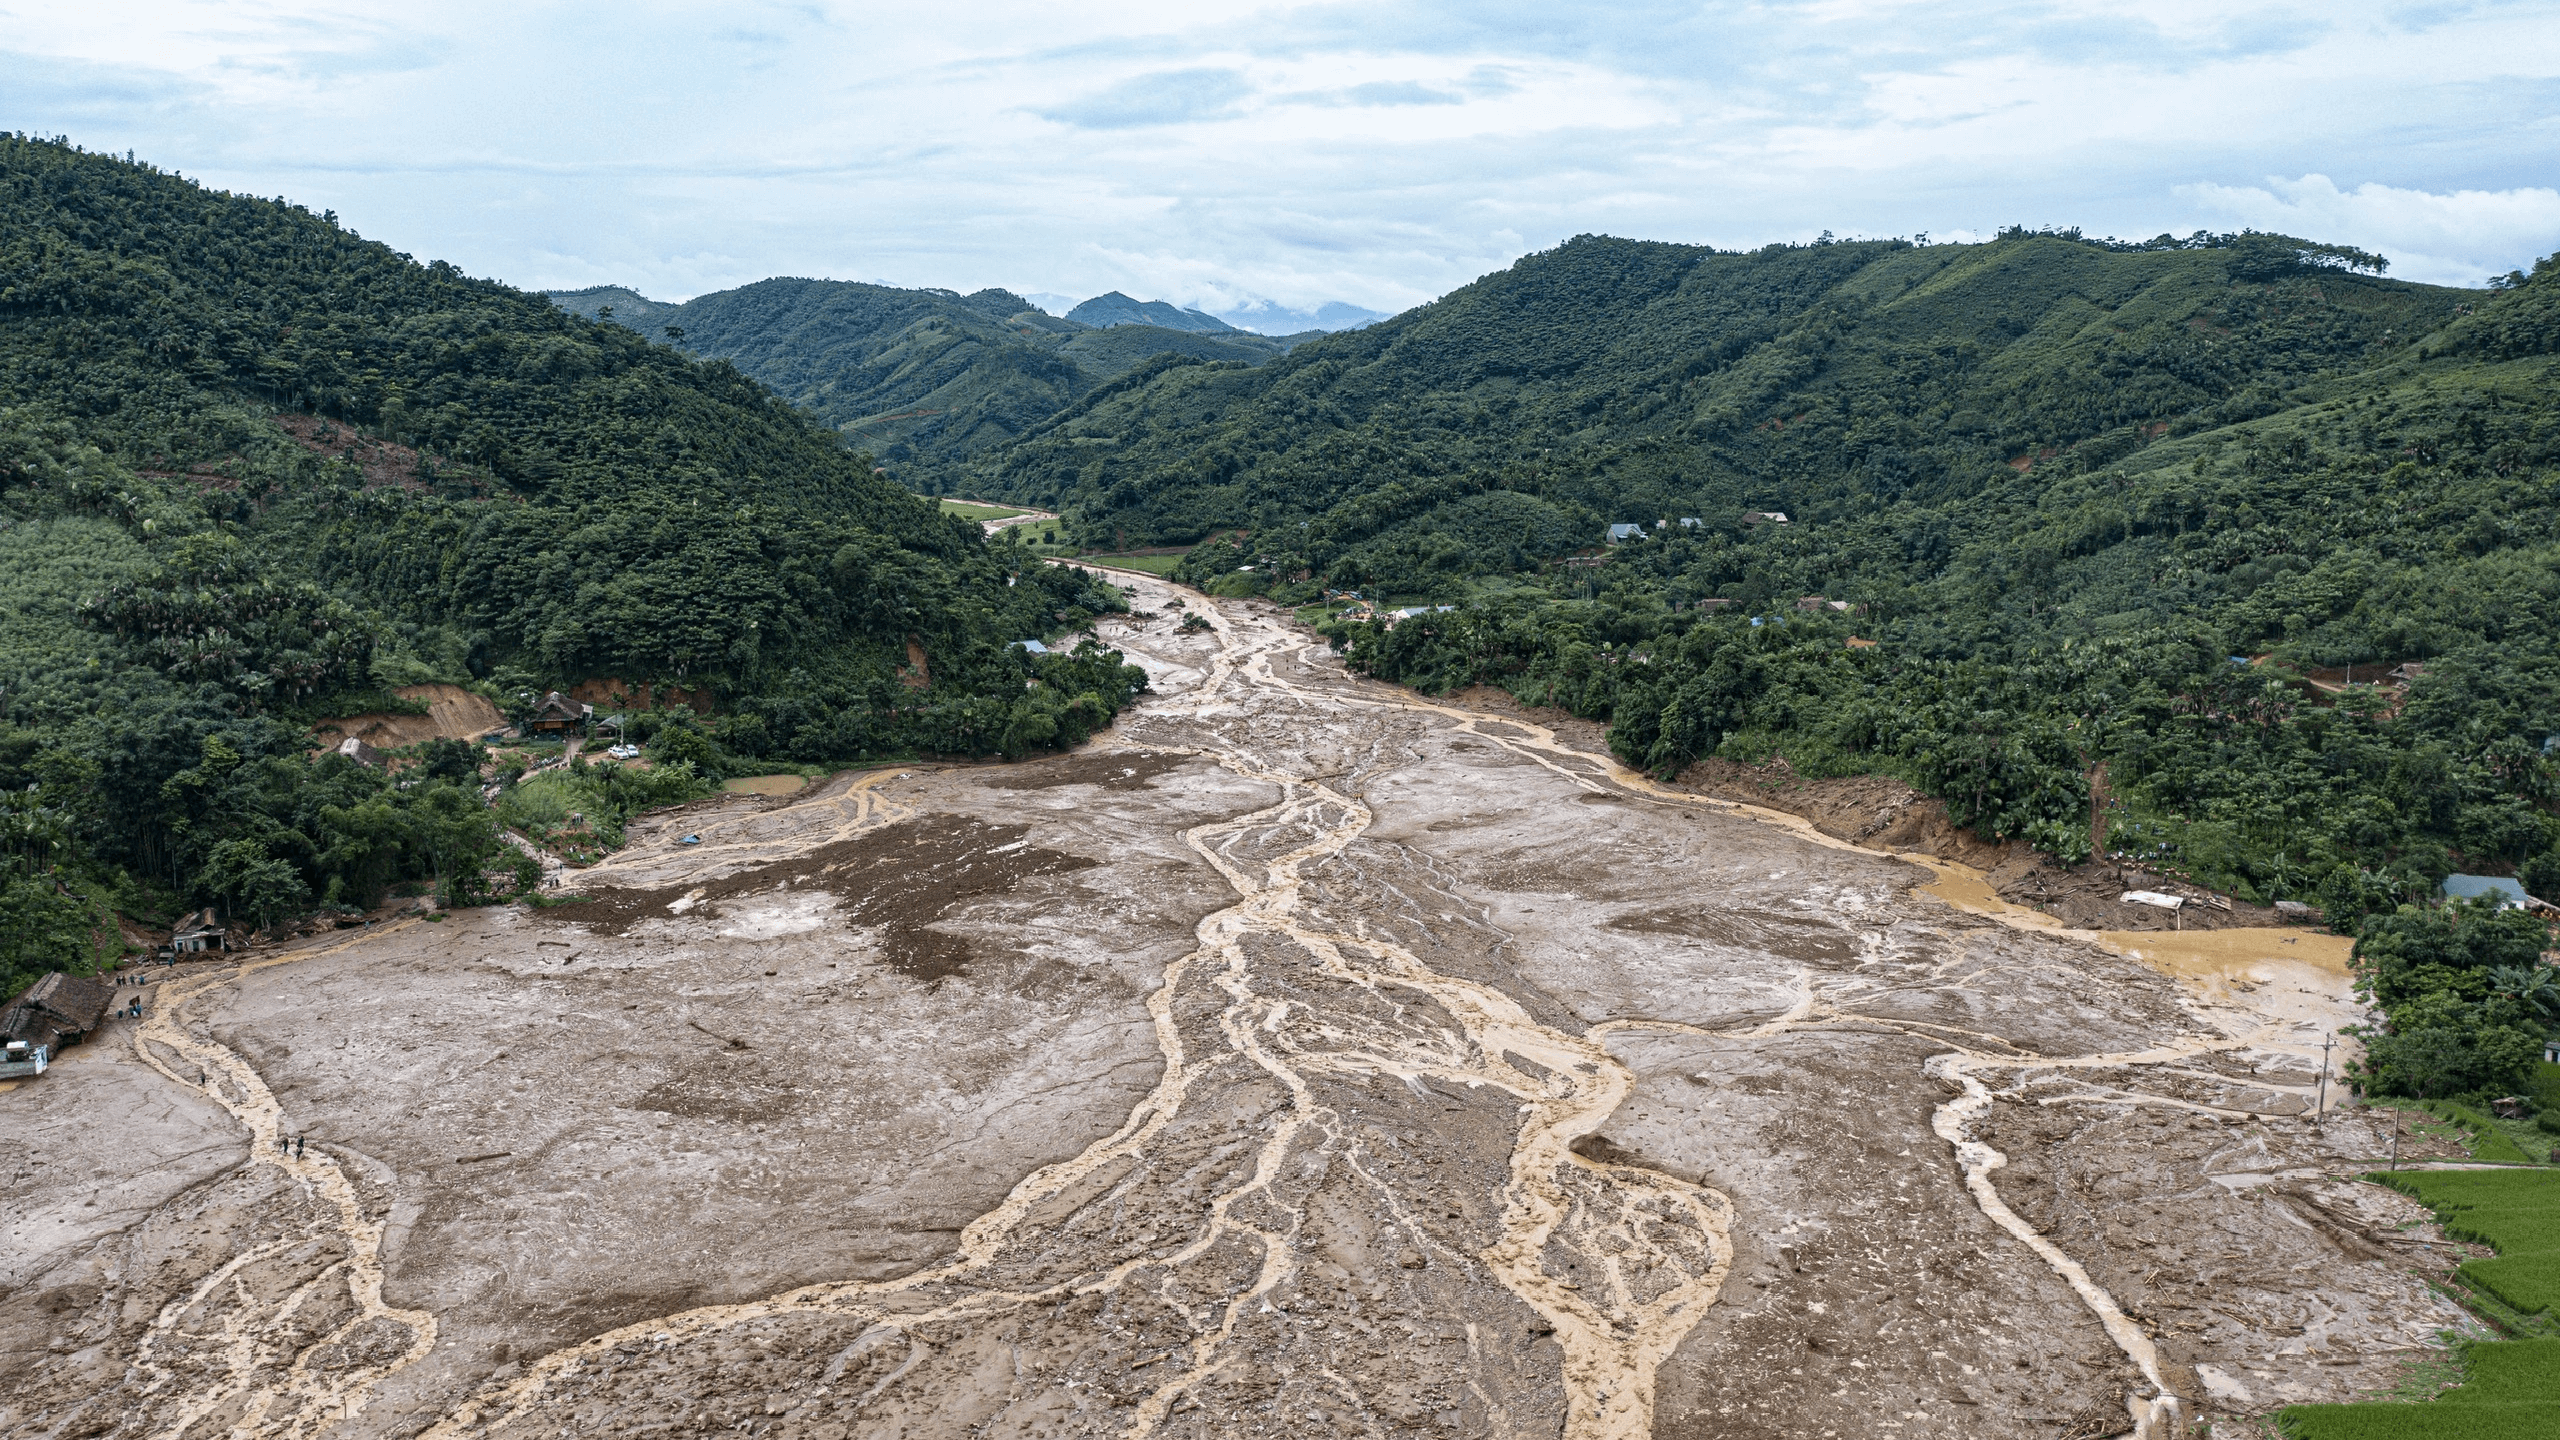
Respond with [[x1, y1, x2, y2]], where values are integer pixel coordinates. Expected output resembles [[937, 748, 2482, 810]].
[[2, 971, 113, 1070]]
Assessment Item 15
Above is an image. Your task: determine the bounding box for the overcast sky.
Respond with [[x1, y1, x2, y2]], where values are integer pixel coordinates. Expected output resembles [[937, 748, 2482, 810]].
[[7, 1, 2559, 322]]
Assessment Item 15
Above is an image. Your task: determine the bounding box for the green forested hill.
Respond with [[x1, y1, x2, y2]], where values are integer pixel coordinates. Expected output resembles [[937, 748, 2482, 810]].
[[990, 228, 2558, 1097], [0, 136, 1141, 994], [975, 231, 2462, 553], [552, 278, 1307, 485]]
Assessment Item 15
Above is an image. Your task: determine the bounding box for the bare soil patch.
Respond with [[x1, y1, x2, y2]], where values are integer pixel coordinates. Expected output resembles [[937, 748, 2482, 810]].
[[272, 413, 462, 491], [311, 683, 505, 750], [1445, 683, 1615, 756], [567, 677, 714, 713]]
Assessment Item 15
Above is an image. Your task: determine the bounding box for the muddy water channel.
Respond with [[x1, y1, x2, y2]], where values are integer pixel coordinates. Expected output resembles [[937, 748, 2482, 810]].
[[3, 578, 2479, 1440]]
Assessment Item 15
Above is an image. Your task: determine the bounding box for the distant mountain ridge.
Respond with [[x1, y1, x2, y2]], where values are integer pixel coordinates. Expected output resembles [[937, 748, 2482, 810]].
[[1212, 298, 1390, 334], [1065, 291, 1239, 333], [549, 280, 1324, 483], [1009, 291, 1384, 334]]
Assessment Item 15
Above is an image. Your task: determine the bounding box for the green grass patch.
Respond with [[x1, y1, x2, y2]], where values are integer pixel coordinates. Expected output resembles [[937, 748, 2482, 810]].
[[938, 498, 1029, 522], [1078, 552, 1186, 576], [2379, 1099, 2548, 1166]]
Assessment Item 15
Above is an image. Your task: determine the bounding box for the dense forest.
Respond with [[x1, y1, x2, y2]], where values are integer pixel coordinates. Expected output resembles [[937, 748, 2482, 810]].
[[0, 135, 1144, 997], [551, 280, 1312, 485], [965, 229, 2560, 1099]]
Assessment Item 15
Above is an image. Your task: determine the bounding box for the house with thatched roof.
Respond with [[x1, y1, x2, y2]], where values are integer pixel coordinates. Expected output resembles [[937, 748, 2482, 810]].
[[2, 971, 112, 1060], [525, 691, 592, 736]]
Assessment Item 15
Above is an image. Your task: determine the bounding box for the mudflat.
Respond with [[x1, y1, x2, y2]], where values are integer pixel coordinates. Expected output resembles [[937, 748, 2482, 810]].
[[1, 577, 2477, 1440]]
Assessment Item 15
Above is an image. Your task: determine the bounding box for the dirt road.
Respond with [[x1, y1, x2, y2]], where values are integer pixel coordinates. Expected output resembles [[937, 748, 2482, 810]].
[[2, 578, 2477, 1440]]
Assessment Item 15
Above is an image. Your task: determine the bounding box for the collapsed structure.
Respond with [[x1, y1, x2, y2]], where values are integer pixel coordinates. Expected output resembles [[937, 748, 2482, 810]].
[[1, 970, 112, 1075]]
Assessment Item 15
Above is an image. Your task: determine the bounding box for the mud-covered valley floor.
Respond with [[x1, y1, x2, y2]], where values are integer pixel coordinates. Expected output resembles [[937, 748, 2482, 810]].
[[2, 576, 2487, 1440]]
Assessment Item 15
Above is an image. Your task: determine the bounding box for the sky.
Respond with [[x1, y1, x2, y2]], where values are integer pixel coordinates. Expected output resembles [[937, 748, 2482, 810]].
[[7, 1, 2560, 328]]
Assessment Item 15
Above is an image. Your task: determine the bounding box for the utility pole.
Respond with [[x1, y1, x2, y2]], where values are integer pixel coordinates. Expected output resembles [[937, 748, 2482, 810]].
[[2389, 1107, 2401, 1170], [2315, 1032, 2334, 1126]]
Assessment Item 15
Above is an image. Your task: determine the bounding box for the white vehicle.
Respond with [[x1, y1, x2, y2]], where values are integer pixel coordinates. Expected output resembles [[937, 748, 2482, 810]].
[[607, 743, 642, 760]]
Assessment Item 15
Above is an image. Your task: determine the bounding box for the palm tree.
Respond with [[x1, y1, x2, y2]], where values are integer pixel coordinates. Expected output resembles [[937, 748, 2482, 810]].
[[2486, 964, 2560, 1021]]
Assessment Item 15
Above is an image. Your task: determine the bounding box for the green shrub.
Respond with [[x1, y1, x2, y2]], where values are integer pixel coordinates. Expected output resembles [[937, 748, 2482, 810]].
[[494, 761, 714, 851], [645, 722, 720, 775], [0, 873, 110, 997]]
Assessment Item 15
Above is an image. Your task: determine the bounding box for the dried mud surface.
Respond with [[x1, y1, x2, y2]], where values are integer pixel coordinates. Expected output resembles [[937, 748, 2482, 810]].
[[0, 582, 2484, 1440]]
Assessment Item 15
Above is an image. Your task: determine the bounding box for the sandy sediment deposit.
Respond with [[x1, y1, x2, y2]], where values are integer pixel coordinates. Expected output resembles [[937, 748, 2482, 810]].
[[1, 575, 2489, 1440]]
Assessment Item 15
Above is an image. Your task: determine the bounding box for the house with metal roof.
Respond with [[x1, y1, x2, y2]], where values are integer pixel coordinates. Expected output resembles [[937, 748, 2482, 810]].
[[171, 907, 228, 954], [1605, 524, 1645, 543], [2442, 874, 2554, 911]]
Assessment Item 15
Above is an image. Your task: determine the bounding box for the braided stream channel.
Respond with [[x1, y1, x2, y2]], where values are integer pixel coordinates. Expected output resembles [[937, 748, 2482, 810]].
[[422, 591, 1733, 1440], [7, 570, 2466, 1440]]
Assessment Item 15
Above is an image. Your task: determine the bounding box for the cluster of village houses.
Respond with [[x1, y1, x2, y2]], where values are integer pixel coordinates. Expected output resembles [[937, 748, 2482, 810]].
[[1, 909, 229, 1077]]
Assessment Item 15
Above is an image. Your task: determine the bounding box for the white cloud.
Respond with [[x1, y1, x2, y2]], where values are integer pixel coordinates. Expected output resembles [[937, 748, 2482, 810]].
[[3, 1, 2557, 309], [1039, 67, 1257, 129], [2178, 175, 2560, 285]]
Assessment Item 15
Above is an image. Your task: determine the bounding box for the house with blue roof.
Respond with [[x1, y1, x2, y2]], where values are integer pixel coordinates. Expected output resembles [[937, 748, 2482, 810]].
[[2441, 874, 2554, 912]]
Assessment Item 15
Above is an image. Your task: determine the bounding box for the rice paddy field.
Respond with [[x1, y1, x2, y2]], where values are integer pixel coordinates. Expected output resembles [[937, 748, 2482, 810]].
[[2280, 1169, 2560, 1438]]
